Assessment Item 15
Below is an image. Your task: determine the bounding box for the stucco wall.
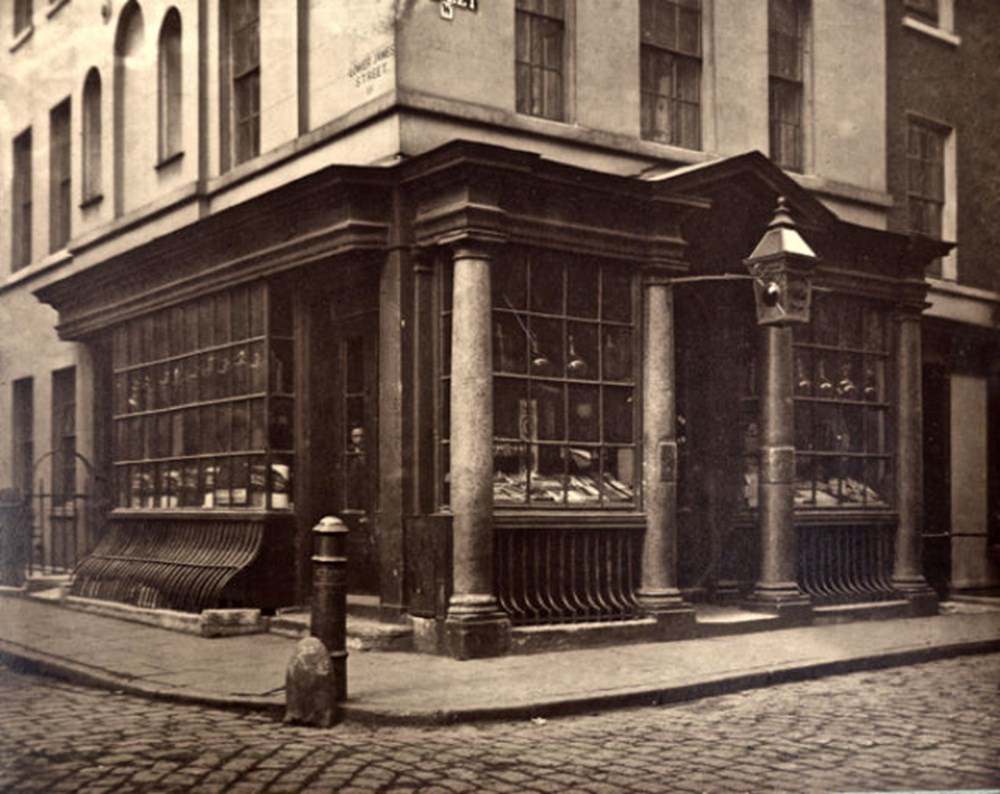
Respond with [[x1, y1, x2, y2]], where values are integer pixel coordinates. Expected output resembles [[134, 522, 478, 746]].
[[0, 289, 84, 493], [949, 374, 1000, 590]]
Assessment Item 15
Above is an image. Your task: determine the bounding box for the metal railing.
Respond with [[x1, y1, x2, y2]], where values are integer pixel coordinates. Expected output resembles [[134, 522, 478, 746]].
[[496, 525, 643, 625], [797, 522, 897, 604]]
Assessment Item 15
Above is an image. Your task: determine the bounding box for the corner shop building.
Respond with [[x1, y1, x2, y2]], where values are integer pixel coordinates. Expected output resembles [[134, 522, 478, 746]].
[[36, 141, 948, 657]]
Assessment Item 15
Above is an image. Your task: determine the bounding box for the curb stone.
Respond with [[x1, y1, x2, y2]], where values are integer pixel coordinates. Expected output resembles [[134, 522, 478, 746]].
[[2, 635, 998, 726]]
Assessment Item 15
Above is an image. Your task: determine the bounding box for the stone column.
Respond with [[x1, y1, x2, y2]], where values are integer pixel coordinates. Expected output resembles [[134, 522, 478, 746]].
[[444, 242, 511, 658], [638, 278, 694, 631], [892, 308, 938, 615], [748, 324, 810, 619]]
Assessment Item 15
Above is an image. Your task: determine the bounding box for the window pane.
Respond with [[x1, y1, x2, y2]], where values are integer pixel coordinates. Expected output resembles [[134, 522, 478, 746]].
[[568, 385, 599, 441], [533, 383, 564, 440], [530, 317, 563, 376], [567, 322, 598, 379], [495, 378, 526, 439], [604, 387, 633, 443], [566, 259, 599, 318], [601, 269, 631, 322], [495, 313, 528, 374], [603, 327, 632, 381], [566, 447, 600, 504], [677, 6, 700, 54], [602, 447, 636, 503], [494, 443, 529, 504]]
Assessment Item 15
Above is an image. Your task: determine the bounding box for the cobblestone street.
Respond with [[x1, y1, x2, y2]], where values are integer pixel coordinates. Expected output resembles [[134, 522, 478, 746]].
[[0, 653, 997, 793]]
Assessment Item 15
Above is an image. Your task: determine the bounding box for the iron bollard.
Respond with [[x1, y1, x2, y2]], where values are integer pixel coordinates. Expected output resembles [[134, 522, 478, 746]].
[[311, 516, 348, 702]]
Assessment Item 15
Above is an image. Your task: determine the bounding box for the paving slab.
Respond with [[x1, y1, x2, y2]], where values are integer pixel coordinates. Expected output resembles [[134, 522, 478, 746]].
[[0, 592, 998, 725]]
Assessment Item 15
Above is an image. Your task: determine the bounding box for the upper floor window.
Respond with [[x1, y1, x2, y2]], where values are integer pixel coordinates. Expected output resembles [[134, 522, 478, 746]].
[[158, 8, 182, 162], [13, 377, 34, 498], [49, 98, 71, 252], [12, 128, 33, 271], [907, 118, 945, 239], [515, 0, 565, 122], [768, 0, 805, 172], [82, 69, 102, 203], [904, 0, 938, 23], [14, 0, 32, 36], [224, 0, 260, 168], [52, 367, 77, 501], [907, 117, 955, 278], [640, 0, 701, 149]]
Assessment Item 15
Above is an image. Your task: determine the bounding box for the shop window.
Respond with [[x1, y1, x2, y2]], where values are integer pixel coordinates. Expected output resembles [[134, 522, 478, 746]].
[[12, 128, 32, 271], [110, 281, 295, 511], [52, 367, 76, 501], [742, 294, 893, 510], [640, 0, 701, 149], [223, 0, 260, 169], [158, 8, 182, 162], [82, 69, 102, 203], [768, 0, 805, 172], [515, 0, 565, 122], [440, 250, 638, 508], [14, 0, 32, 36], [49, 98, 71, 252], [13, 378, 34, 498]]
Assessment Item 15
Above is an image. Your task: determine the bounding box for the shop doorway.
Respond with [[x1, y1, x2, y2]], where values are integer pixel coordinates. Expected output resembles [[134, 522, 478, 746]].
[[302, 271, 380, 597]]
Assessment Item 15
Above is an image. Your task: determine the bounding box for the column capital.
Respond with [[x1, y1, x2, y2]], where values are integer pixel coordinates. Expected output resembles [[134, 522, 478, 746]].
[[442, 232, 507, 263], [892, 301, 931, 323], [641, 266, 683, 287]]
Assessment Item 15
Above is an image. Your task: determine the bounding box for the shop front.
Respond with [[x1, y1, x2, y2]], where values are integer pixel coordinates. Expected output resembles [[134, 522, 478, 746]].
[[35, 142, 947, 658]]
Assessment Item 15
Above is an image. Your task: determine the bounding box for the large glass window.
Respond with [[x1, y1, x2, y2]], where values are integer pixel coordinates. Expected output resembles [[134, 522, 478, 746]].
[[742, 294, 893, 509], [440, 250, 638, 508], [768, 0, 805, 172], [515, 0, 565, 122], [640, 0, 701, 149], [110, 281, 295, 511]]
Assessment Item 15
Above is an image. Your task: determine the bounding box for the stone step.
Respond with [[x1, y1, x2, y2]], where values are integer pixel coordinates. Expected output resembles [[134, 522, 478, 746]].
[[268, 611, 413, 653]]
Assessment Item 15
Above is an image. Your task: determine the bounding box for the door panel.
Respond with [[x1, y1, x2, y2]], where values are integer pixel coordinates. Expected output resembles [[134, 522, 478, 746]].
[[331, 314, 379, 594]]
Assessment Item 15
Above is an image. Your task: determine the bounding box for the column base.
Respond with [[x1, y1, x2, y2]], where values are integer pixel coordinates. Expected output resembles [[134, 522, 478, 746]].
[[744, 583, 812, 623], [444, 596, 511, 660], [637, 588, 696, 638], [892, 576, 940, 617]]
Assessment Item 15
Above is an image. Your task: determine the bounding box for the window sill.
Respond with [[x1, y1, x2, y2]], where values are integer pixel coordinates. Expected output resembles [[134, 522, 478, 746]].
[[155, 150, 185, 170], [9, 24, 33, 53], [111, 507, 289, 521], [494, 510, 646, 528], [46, 0, 71, 18], [79, 192, 104, 210], [902, 15, 961, 47]]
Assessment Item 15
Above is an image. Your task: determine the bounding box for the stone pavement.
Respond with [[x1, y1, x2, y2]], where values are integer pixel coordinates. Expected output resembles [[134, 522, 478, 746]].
[[0, 592, 999, 725], [1, 653, 998, 793]]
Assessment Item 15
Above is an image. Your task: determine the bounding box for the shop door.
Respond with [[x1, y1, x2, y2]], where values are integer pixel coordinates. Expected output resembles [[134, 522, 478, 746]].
[[329, 312, 379, 594]]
